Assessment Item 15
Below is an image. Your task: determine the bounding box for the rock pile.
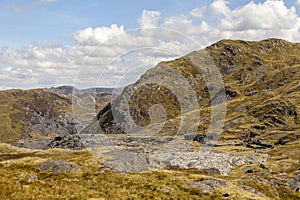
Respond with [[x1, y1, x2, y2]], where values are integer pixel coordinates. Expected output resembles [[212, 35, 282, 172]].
[[46, 134, 84, 150]]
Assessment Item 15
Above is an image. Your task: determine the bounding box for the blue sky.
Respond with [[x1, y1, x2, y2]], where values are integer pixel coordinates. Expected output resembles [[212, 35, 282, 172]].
[[0, 0, 210, 47], [1, 0, 296, 47], [0, 0, 300, 89]]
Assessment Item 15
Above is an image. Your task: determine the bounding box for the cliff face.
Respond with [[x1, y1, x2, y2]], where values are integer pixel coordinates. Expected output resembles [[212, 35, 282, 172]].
[[92, 38, 299, 146]]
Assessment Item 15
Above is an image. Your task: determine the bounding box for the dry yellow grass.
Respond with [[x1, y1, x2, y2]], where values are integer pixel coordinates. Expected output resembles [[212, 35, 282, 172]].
[[1, 143, 300, 199]]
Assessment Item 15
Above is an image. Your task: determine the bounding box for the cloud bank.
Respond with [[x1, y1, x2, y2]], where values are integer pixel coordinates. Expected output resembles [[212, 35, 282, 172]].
[[0, 0, 300, 89]]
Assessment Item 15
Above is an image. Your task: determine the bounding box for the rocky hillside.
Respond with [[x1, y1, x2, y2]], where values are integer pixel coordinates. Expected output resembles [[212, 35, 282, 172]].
[[75, 38, 300, 199], [0, 39, 299, 199], [92, 38, 299, 145], [0, 87, 111, 144]]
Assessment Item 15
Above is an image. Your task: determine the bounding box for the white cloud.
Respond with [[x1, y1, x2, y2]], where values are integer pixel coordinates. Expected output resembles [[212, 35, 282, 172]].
[[138, 10, 161, 28], [161, 0, 300, 42], [35, 0, 57, 5], [162, 15, 201, 35], [297, 0, 300, 7], [0, 25, 199, 89], [219, 0, 299, 32], [190, 7, 206, 18], [209, 0, 231, 16], [1, 1, 300, 89], [0, 44, 77, 89], [73, 24, 125, 45], [11, 5, 23, 13]]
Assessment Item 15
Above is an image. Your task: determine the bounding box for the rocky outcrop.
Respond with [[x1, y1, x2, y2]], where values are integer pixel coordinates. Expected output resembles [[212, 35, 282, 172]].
[[46, 134, 84, 150], [238, 185, 267, 198], [190, 178, 227, 193], [285, 172, 300, 193]]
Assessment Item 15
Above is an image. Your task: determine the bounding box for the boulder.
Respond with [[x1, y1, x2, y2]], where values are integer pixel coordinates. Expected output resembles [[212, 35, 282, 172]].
[[39, 160, 80, 173]]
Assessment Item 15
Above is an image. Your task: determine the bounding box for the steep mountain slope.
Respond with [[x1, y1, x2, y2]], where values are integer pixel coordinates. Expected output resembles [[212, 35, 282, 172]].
[[93, 39, 299, 146]]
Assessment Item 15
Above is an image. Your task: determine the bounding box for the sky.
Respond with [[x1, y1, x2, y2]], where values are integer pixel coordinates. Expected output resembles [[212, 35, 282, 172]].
[[0, 0, 300, 89]]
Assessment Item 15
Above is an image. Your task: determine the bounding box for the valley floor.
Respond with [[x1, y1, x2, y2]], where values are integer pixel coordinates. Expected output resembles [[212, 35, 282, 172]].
[[0, 138, 299, 200]]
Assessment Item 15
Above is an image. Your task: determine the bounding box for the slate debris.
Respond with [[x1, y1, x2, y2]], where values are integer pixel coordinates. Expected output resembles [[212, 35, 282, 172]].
[[46, 134, 84, 150]]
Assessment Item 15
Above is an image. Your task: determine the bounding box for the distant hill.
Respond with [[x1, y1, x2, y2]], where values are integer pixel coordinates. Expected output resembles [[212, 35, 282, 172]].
[[48, 85, 114, 95], [0, 87, 111, 143]]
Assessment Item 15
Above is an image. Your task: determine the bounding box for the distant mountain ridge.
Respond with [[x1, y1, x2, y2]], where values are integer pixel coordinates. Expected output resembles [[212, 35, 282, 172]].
[[48, 85, 114, 94]]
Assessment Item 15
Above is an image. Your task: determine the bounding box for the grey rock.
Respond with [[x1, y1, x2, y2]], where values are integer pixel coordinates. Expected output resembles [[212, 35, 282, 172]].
[[241, 176, 279, 187], [190, 181, 213, 193], [98, 166, 111, 173], [238, 185, 266, 198], [12, 138, 53, 149], [184, 134, 205, 143], [285, 172, 300, 193], [104, 149, 150, 173], [201, 178, 227, 188], [28, 112, 77, 137], [190, 178, 227, 193], [202, 168, 221, 175], [46, 134, 84, 150], [39, 160, 80, 173], [149, 149, 249, 175], [26, 174, 38, 182], [200, 184, 213, 193], [13, 134, 85, 150], [12, 134, 84, 150]]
